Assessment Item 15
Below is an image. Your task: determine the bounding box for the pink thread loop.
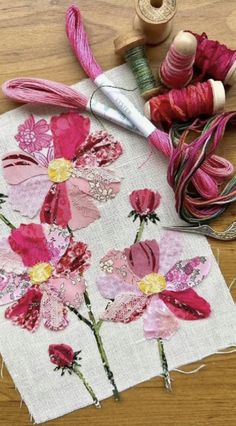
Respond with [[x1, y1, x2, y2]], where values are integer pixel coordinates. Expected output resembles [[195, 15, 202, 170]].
[[2, 78, 88, 110], [160, 43, 195, 88]]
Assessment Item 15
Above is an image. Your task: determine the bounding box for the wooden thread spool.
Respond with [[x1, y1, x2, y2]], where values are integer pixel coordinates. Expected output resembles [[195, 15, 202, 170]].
[[114, 31, 162, 100], [144, 80, 225, 124], [134, 0, 177, 45], [159, 31, 197, 88]]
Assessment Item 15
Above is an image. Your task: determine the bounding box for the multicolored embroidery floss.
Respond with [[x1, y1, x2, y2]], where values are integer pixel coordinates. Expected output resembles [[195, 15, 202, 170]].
[[187, 31, 236, 85], [159, 31, 197, 88], [133, 0, 177, 45], [114, 31, 162, 100], [49, 344, 101, 408], [65, 5, 235, 224], [2, 77, 139, 134], [144, 79, 225, 126]]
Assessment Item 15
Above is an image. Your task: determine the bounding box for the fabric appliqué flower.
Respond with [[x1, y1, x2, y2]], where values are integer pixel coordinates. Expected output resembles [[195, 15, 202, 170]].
[[2, 112, 123, 230], [97, 234, 212, 340], [0, 223, 90, 332]]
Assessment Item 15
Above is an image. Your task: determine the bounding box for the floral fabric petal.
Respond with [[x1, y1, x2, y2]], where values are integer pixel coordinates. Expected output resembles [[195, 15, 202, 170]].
[[143, 295, 180, 340], [97, 275, 141, 300], [165, 256, 212, 291], [40, 182, 72, 228], [124, 240, 160, 278], [55, 238, 91, 275], [72, 167, 121, 202], [8, 223, 51, 267], [99, 249, 138, 285], [76, 130, 123, 167], [43, 225, 71, 266], [160, 288, 211, 320], [5, 287, 43, 332], [159, 231, 183, 275], [15, 115, 52, 154], [0, 238, 25, 274], [101, 292, 148, 323], [2, 151, 47, 184], [49, 276, 86, 309], [40, 286, 69, 331], [66, 184, 100, 230], [8, 175, 52, 219], [50, 112, 90, 160], [0, 271, 31, 306]]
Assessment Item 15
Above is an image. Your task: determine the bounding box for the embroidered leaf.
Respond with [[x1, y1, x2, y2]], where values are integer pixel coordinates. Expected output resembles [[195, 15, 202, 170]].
[[2, 151, 47, 184], [8, 175, 51, 219], [97, 275, 141, 300], [159, 231, 183, 275], [165, 256, 212, 291], [143, 295, 180, 340], [160, 288, 211, 320], [101, 293, 148, 323]]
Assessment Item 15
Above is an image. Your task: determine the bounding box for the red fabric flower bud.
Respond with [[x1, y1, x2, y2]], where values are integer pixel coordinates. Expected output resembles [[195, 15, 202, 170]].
[[49, 344, 74, 367], [129, 189, 161, 216]]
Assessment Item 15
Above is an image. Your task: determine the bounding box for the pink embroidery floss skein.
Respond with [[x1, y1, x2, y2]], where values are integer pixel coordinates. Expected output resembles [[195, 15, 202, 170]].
[[187, 31, 236, 85], [144, 79, 225, 126], [2, 77, 139, 134], [65, 5, 236, 223], [159, 31, 197, 88]]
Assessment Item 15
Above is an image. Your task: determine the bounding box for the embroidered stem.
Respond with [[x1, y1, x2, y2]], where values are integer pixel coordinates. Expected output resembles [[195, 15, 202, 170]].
[[83, 290, 120, 401], [72, 364, 101, 408], [67, 305, 92, 328], [134, 219, 145, 243], [157, 338, 172, 391], [0, 213, 15, 230]]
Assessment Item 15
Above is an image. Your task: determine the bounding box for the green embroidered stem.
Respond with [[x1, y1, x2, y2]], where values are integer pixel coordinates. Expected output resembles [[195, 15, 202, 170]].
[[0, 213, 15, 230], [68, 305, 92, 328], [83, 291, 120, 401], [157, 338, 172, 391], [72, 364, 101, 408], [134, 219, 145, 243]]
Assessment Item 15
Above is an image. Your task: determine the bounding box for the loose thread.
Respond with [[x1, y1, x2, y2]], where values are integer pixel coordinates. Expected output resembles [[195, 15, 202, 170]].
[[0, 358, 4, 378], [229, 278, 236, 292], [173, 364, 206, 375], [216, 346, 236, 355]]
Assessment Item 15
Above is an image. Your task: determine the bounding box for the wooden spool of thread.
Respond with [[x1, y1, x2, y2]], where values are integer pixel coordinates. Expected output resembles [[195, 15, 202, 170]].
[[144, 79, 225, 126], [134, 0, 177, 45], [114, 31, 162, 100], [159, 31, 197, 88]]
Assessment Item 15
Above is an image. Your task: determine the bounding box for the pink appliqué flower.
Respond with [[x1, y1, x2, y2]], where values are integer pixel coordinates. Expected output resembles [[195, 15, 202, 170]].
[[15, 114, 52, 153], [129, 189, 161, 216], [3, 112, 123, 230], [0, 223, 90, 332], [97, 232, 212, 340]]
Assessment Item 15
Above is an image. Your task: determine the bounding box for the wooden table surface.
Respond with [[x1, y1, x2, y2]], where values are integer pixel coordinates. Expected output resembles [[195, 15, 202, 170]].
[[0, 0, 236, 425]]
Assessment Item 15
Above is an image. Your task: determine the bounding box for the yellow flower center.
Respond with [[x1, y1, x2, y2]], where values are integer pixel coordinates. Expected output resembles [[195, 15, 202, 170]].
[[29, 262, 54, 285], [138, 273, 166, 295], [48, 158, 73, 183]]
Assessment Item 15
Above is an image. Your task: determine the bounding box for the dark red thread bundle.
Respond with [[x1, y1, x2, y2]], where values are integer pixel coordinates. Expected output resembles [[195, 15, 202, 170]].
[[146, 80, 215, 126], [188, 31, 236, 84]]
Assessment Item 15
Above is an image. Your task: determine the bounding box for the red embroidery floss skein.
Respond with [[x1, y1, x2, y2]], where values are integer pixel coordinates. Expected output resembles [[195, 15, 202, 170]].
[[159, 31, 197, 88], [187, 31, 236, 85], [144, 79, 225, 126]]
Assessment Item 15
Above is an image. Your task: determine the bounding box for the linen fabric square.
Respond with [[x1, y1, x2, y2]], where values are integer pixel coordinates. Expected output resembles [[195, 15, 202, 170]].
[[0, 65, 235, 423]]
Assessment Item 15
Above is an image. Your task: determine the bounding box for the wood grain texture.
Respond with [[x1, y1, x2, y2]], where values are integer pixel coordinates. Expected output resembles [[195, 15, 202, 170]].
[[0, 0, 236, 424]]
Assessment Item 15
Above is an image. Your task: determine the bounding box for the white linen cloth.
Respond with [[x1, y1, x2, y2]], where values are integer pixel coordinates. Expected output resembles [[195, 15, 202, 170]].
[[0, 65, 235, 423]]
